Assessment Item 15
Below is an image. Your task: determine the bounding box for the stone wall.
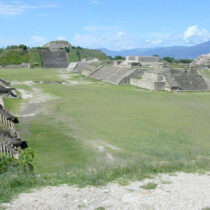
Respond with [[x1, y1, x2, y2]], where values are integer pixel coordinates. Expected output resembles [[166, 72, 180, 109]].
[[0, 63, 30, 69], [89, 66, 141, 85], [164, 69, 209, 91], [0, 78, 27, 157], [40, 49, 69, 68], [43, 40, 72, 50], [130, 78, 165, 90], [191, 54, 210, 68], [67, 59, 210, 91], [126, 56, 160, 64], [67, 62, 78, 72]]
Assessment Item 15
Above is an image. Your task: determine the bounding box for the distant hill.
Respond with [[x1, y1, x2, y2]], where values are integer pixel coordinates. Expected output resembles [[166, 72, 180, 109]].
[[99, 41, 210, 59]]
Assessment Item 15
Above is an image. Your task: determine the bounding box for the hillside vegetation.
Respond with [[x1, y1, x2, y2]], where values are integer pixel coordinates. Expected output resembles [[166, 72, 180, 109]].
[[0, 45, 108, 67]]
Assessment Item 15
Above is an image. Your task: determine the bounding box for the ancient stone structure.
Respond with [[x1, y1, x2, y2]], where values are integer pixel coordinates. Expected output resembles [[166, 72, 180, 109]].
[[0, 113, 27, 157], [81, 58, 99, 63], [0, 79, 27, 157], [43, 40, 72, 50], [67, 62, 78, 72], [191, 54, 210, 68], [130, 73, 165, 91], [67, 56, 210, 92], [0, 79, 17, 97], [0, 104, 19, 123], [131, 68, 209, 91], [89, 66, 141, 85], [125, 56, 160, 66], [68, 59, 143, 85], [40, 49, 69, 68]]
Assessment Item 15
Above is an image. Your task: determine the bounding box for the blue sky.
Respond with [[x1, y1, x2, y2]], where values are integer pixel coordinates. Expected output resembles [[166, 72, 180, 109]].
[[0, 0, 210, 50]]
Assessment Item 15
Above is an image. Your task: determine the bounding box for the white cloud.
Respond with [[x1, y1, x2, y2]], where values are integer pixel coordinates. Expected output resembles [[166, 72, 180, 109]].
[[91, 0, 102, 4], [57, 36, 66, 41], [83, 25, 119, 33], [145, 39, 163, 45], [0, 36, 16, 47], [73, 32, 138, 50], [117, 31, 127, 38], [0, 1, 58, 15], [183, 25, 210, 44], [0, 35, 47, 47], [84, 26, 97, 32], [30, 36, 46, 45]]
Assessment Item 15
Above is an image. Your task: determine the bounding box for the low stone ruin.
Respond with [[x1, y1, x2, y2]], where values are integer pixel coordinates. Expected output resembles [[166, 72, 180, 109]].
[[130, 72, 166, 91], [131, 68, 210, 91], [0, 63, 30, 69], [67, 59, 144, 85], [0, 79, 27, 157], [67, 56, 210, 91], [191, 54, 210, 69], [0, 79, 17, 97], [43, 40, 72, 50], [125, 56, 160, 67]]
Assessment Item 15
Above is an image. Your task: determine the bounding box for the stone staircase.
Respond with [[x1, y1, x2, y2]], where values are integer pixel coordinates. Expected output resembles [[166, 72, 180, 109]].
[[40, 49, 69, 68], [90, 66, 140, 85]]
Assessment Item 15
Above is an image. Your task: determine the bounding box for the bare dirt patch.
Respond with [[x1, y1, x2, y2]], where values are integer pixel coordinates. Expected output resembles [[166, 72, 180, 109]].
[[88, 140, 123, 164], [18, 87, 59, 118], [2, 173, 210, 210]]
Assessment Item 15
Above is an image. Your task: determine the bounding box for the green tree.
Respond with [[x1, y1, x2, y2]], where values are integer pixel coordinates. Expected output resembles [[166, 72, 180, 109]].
[[76, 49, 81, 61], [113, 55, 125, 60], [163, 57, 176, 63]]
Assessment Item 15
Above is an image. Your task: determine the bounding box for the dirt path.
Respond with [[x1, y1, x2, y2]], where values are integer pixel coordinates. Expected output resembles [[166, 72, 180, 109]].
[[2, 173, 210, 210], [17, 87, 59, 117]]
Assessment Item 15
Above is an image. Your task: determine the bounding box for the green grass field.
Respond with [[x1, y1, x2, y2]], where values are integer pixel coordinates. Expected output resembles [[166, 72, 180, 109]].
[[0, 68, 210, 202]]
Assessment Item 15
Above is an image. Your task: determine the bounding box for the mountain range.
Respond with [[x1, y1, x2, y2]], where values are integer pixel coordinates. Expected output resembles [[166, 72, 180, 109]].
[[99, 41, 210, 59]]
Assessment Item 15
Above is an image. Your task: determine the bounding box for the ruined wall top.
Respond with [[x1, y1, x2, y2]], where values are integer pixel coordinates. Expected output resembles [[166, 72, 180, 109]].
[[43, 40, 72, 50], [126, 56, 160, 63], [191, 53, 210, 68]]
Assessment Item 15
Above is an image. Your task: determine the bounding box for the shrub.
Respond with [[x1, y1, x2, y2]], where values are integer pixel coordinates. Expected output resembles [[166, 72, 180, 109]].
[[113, 55, 125, 60], [18, 148, 35, 172], [65, 47, 70, 53], [0, 50, 29, 66], [0, 154, 15, 174], [0, 148, 34, 174], [6, 44, 28, 51], [163, 57, 176, 63], [178, 59, 193, 64]]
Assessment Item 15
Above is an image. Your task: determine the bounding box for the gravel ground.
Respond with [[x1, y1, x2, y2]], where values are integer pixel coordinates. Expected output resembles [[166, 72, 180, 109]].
[[2, 173, 210, 210]]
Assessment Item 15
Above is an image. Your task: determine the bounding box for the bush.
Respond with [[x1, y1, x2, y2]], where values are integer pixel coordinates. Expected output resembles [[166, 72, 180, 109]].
[[113, 55, 125, 60], [6, 44, 28, 51], [0, 154, 15, 174], [162, 57, 193, 64], [0, 148, 34, 174], [163, 57, 176, 63], [178, 59, 193, 64], [0, 50, 29, 66], [18, 148, 34, 171], [65, 47, 70, 53]]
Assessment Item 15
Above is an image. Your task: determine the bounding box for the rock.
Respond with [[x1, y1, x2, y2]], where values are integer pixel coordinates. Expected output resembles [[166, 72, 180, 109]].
[[191, 54, 210, 68]]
